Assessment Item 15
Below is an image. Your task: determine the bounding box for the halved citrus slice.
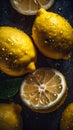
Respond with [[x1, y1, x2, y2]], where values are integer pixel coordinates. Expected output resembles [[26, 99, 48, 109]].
[[20, 68, 68, 113], [10, 0, 55, 15]]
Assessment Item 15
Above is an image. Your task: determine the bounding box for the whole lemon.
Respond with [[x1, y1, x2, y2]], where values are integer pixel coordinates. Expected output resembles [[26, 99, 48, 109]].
[[60, 103, 73, 130], [0, 103, 23, 130], [0, 26, 37, 76], [32, 8, 73, 59]]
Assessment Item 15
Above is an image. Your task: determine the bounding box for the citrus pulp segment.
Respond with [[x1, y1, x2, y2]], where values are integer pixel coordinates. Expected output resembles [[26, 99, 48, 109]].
[[20, 68, 68, 113]]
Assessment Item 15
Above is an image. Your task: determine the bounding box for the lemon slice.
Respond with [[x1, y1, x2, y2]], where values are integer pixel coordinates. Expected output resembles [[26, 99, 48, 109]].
[[20, 68, 68, 113], [10, 0, 55, 15]]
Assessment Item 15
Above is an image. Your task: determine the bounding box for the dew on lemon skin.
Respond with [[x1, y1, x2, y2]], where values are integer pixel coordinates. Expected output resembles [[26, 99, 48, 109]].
[[60, 31, 63, 34], [9, 52, 13, 55], [2, 48, 5, 51], [5, 57, 9, 61], [24, 51, 27, 55], [11, 43, 14, 46]]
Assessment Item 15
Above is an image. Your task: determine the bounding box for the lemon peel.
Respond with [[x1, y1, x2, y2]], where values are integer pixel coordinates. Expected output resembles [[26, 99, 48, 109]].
[[32, 8, 73, 59], [0, 26, 37, 76]]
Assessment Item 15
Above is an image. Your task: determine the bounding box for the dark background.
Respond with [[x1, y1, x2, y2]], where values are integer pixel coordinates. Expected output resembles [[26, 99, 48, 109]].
[[0, 0, 73, 130]]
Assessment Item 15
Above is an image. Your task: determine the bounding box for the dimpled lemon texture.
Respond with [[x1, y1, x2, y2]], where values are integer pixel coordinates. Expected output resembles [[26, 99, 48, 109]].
[[60, 103, 73, 130], [0, 103, 23, 130], [0, 26, 37, 76], [32, 8, 73, 59]]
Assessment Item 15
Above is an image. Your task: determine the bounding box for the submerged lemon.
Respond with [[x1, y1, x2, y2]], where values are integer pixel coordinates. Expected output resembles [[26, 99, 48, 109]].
[[32, 8, 73, 59], [60, 103, 73, 130], [0, 26, 37, 76], [0, 103, 23, 130]]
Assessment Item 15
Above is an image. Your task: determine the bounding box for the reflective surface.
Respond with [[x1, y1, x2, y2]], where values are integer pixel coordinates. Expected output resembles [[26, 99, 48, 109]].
[[0, 0, 73, 130]]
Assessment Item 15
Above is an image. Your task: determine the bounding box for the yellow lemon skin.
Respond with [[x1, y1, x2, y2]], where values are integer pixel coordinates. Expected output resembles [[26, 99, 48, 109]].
[[60, 103, 73, 130], [0, 103, 23, 130], [0, 26, 37, 76], [32, 8, 73, 59]]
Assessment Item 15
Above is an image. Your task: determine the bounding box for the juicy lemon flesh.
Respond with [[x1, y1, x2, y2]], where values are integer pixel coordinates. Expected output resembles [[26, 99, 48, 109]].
[[32, 8, 73, 59], [20, 68, 68, 113], [0, 103, 23, 130], [10, 0, 55, 15], [60, 103, 73, 130], [0, 26, 37, 76]]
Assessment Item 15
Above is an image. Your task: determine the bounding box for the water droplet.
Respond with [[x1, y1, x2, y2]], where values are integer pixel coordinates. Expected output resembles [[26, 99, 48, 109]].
[[60, 31, 63, 34], [33, 27, 36, 31], [58, 8, 62, 13], [52, 39, 55, 42], [11, 43, 14, 46], [54, 93, 57, 96], [25, 51, 27, 55], [5, 57, 8, 61], [61, 118, 63, 121], [58, 8, 62, 11], [8, 38, 11, 42], [2, 48, 5, 51], [59, 85, 62, 88], [55, 63, 60, 69], [9, 52, 13, 55], [30, 78, 33, 81], [44, 40, 48, 44], [35, 98, 38, 101]]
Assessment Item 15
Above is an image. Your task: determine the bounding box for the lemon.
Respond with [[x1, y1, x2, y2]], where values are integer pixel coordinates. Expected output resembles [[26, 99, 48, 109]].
[[20, 68, 68, 113], [0, 103, 23, 130], [60, 103, 73, 130], [0, 26, 37, 76], [10, 0, 55, 15], [32, 8, 73, 59]]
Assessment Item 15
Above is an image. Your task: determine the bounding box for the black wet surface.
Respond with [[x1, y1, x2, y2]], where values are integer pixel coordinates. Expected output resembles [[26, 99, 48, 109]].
[[0, 0, 73, 130]]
